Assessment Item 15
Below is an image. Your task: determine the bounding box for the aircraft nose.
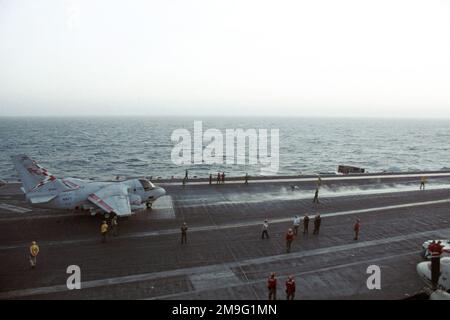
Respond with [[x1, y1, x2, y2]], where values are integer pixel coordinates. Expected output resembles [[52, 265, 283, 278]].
[[157, 187, 166, 197]]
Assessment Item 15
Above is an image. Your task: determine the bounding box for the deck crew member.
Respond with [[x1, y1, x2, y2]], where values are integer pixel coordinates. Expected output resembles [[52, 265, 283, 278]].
[[293, 216, 301, 235], [420, 176, 427, 190], [286, 228, 295, 253], [101, 220, 108, 243], [313, 214, 321, 235], [317, 176, 322, 188], [216, 172, 221, 184], [110, 216, 118, 237], [303, 214, 310, 234], [209, 174, 212, 185], [353, 219, 361, 240], [429, 240, 444, 290], [261, 220, 270, 239], [29, 241, 40, 269], [267, 273, 277, 300], [244, 173, 249, 185], [313, 188, 320, 204], [221, 172, 225, 184], [181, 222, 188, 244], [285, 276, 296, 300]]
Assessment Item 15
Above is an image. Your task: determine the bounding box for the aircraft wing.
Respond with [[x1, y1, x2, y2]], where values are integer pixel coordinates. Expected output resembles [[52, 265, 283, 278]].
[[88, 184, 132, 216]]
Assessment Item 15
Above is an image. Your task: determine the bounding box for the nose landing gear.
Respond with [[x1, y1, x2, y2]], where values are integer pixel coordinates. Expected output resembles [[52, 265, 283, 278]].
[[146, 201, 153, 209]]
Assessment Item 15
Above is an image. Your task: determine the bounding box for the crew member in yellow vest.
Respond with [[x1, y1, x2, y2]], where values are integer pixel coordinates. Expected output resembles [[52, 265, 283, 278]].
[[101, 220, 108, 243], [29, 241, 39, 269], [420, 176, 427, 190], [317, 176, 322, 189]]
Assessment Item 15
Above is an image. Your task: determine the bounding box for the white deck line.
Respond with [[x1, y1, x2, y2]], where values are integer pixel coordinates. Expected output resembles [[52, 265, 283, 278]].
[[158, 172, 450, 186], [0, 203, 31, 213]]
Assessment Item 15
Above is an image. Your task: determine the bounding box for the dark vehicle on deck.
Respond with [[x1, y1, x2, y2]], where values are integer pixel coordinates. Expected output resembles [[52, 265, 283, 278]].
[[338, 165, 365, 174]]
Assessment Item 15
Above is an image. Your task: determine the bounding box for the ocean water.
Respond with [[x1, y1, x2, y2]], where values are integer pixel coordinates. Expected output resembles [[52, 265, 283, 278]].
[[0, 117, 449, 181]]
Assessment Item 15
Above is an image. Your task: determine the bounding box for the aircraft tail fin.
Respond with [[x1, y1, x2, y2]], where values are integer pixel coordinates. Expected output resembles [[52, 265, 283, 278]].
[[11, 155, 67, 194]]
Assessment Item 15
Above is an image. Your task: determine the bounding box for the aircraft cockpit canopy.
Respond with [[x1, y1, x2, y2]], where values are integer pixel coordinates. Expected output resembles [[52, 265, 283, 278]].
[[139, 179, 155, 191]]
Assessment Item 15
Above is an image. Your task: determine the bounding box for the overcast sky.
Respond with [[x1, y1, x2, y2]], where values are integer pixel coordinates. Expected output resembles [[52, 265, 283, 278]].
[[0, 0, 449, 118]]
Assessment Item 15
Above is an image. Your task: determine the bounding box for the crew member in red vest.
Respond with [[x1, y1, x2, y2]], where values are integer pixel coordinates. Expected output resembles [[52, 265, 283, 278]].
[[353, 219, 361, 240], [286, 229, 295, 253], [267, 272, 277, 300], [285, 275, 296, 300], [428, 240, 444, 290]]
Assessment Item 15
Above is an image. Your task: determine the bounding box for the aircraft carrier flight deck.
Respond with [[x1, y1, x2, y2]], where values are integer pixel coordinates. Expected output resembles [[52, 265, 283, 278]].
[[1, 172, 450, 300]]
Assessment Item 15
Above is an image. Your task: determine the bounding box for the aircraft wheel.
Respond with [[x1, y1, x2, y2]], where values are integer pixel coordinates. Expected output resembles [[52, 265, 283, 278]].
[[146, 202, 152, 210]]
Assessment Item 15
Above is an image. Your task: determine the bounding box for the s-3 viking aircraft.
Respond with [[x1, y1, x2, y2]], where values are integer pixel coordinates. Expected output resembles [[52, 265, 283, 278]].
[[12, 155, 166, 217]]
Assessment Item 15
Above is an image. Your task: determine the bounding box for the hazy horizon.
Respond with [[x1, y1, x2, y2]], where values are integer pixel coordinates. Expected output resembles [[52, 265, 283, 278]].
[[1, 0, 449, 118], [3, 115, 450, 121]]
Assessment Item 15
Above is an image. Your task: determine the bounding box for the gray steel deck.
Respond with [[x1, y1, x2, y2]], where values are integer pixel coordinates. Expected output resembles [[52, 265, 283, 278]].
[[0, 173, 449, 300]]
